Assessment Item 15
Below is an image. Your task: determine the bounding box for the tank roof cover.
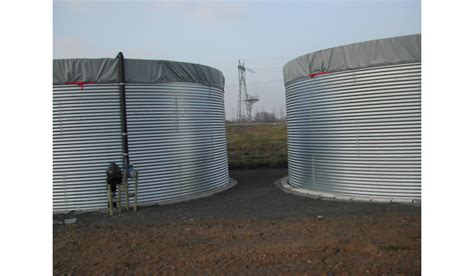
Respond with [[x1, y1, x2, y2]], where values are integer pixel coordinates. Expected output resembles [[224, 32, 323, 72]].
[[283, 34, 421, 84], [53, 57, 225, 89]]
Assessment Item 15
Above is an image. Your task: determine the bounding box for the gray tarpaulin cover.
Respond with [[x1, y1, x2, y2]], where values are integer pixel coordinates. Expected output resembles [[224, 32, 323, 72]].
[[53, 58, 120, 84], [53, 58, 225, 89], [283, 34, 421, 84]]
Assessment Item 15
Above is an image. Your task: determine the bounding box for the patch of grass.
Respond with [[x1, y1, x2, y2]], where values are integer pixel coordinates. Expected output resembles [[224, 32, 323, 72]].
[[227, 122, 287, 169]]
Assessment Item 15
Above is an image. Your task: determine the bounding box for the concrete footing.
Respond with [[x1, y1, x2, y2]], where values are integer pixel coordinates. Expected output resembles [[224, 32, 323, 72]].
[[56, 178, 239, 215], [276, 176, 421, 206]]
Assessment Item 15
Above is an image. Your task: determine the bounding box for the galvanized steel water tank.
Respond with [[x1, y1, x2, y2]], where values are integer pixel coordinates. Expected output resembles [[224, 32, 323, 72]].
[[283, 34, 421, 202], [53, 57, 229, 212]]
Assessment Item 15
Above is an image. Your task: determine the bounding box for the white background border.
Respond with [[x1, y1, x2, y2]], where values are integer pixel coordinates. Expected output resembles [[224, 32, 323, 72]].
[[2, 0, 474, 274]]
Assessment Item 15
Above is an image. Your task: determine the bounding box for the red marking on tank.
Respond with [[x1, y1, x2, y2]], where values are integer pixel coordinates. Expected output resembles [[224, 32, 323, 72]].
[[308, 72, 329, 78], [65, 81, 96, 90]]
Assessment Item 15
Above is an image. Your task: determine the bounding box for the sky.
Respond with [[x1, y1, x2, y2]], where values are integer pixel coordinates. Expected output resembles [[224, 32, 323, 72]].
[[53, 0, 421, 120]]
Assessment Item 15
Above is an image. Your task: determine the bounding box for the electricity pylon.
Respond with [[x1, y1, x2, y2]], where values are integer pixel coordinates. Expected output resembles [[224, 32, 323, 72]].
[[237, 60, 260, 121]]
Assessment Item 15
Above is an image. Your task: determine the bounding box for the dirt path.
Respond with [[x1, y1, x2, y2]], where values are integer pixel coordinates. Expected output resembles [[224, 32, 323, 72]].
[[54, 169, 421, 274]]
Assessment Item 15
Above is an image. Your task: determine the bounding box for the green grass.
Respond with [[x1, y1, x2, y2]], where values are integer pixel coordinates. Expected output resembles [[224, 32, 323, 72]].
[[226, 122, 287, 169]]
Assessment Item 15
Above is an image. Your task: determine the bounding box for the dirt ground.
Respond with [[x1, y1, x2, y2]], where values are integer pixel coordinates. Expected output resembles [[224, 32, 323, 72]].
[[53, 169, 421, 274]]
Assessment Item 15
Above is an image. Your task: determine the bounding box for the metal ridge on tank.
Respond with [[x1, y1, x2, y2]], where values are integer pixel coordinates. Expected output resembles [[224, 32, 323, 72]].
[[53, 55, 229, 213], [283, 34, 421, 203]]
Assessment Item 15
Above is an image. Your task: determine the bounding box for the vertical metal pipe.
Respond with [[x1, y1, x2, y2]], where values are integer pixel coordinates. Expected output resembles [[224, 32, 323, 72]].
[[107, 184, 114, 216], [134, 173, 138, 212], [117, 52, 129, 213], [117, 52, 130, 170]]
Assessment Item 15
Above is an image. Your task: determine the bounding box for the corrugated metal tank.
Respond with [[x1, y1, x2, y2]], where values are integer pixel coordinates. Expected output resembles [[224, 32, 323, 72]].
[[283, 34, 421, 202], [53, 84, 124, 211], [125, 83, 228, 205], [53, 57, 229, 212]]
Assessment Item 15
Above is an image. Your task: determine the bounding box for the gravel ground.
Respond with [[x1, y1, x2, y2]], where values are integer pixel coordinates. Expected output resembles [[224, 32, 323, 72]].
[[53, 169, 421, 274]]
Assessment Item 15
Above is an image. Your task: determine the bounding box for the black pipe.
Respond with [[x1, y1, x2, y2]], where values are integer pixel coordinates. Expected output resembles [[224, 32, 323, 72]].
[[117, 52, 130, 169]]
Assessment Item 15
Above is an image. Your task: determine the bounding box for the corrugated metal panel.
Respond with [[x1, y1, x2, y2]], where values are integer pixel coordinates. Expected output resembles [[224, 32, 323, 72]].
[[126, 83, 229, 205], [53, 84, 124, 212], [285, 63, 421, 201], [53, 82, 230, 212]]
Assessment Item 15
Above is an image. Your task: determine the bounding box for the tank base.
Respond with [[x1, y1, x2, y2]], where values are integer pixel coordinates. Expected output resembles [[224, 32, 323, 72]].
[[54, 177, 238, 215], [147, 177, 238, 206], [276, 176, 420, 205]]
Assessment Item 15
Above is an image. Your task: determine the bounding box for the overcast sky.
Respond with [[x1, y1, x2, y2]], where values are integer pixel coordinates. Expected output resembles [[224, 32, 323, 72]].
[[54, 0, 421, 120]]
